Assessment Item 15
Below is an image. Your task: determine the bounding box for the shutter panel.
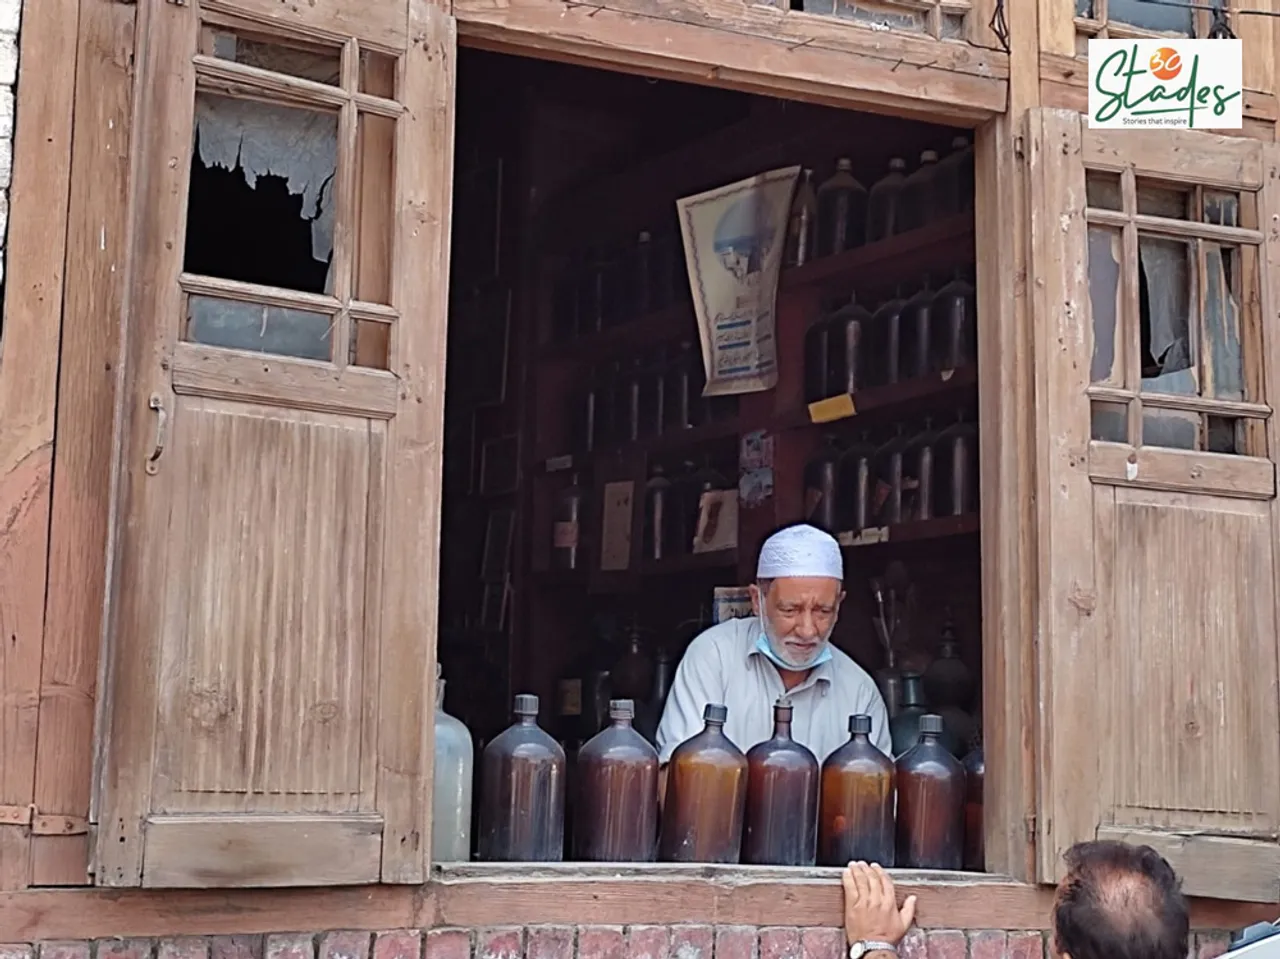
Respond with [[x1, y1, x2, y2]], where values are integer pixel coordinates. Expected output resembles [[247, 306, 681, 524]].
[[94, 0, 454, 888], [1027, 108, 1280, 903]]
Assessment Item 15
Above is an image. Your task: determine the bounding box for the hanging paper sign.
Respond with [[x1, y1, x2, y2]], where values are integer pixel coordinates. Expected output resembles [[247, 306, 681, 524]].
[[677, 165, 801, 397]]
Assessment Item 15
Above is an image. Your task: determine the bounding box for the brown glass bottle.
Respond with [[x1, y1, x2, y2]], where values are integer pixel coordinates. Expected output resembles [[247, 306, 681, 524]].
[[659, 704, 748, 863], [895, 714, 964, 870], [818, 714, 895, 867], [743, 700, 819, 866], [574, 700, 659, 862], [962, 744, 985, 871], [478, 694, 566, 862]]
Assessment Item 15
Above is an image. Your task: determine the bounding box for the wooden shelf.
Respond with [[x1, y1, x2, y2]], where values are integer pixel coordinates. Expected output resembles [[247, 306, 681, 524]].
[[838, 512, 979, 550], [537, 417, 741, 473], [780, 214, 975, 298], [539, 302, 697, 363], [641, 547, 738, 576], [775, 364, 977, 433]]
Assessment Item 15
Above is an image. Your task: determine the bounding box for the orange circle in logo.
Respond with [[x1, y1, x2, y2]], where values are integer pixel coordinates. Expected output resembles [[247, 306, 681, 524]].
[[1150, 47, 1183, 81]]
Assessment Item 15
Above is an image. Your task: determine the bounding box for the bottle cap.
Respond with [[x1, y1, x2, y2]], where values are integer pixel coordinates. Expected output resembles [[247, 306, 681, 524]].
[[610, 699, 635, 719], [639, 231, 651, 243], [849, 714, 872, 735], [952, 135, 969, 149], [836, 158, 853, 170], [889, 157, 906, 170], [704, 703, 728, 724], [920, 713, 945, 735], [514, 693, 540, 717], [921, 150, 939, 163]]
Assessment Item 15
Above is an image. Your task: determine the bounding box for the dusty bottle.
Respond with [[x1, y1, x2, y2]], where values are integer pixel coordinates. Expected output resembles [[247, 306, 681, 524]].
[[962, 744, 985, 871], [819, 714, 895, 867], [866, 157, 908, 242], [612, 625, 653, 702], [935, 413, 979, 516], [804, 313, 832, 403], [659, 703, 748, 863], [432, 668, 475, 862], [743, 700, 819, 866], [574, 699, 660, 862], [889, 672, 929, 757], [929, 269, 977, 373], [478, 694, 566, 862], [870, 289, 906, 387], [899, 280, 934, 381], [643, 465, 674, 562], [895, 714, 965, 870], [633, 231, 654, 319], [573, 368, 599, 454], [817, 158, 868, 257], [804, 435, 842, 535], [552, 474, 586, 571], [785, 168, 819, 268], [923, 616, 975, 710], [828, 293, 873, 397], [839, 432, 876, 534], [634, 647, 674, 745], [934, 136, 975, 217], [871, 426, 910, 528], [663, 341, 702, 432], [899, 150, 940, 233]]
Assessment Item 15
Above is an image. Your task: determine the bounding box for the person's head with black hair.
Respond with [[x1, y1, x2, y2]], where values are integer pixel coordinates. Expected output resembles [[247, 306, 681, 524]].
[[1053, 841, 1189, 959]]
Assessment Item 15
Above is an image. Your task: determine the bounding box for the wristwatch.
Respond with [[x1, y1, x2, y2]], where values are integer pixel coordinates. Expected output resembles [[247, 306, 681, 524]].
[[848, 943, 898, 959]]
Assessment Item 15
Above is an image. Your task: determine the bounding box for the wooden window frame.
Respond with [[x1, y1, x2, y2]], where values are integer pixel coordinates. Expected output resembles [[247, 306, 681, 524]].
[[1073, 0, 1214, 42]]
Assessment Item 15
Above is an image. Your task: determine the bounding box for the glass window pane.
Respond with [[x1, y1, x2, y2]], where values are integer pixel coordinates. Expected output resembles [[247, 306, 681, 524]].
[[830, 0, 925, 30], [1091, 400, 1129, 443], [354, 112, 396, 305], [1136, 181, 1192, 219], [1141, 407, 1199, 450], [187, 295, 333, 361], [1138, 235, 1196, 394], [1086, 171, 1122, 211], [1076, 0, 1096, 16], [1088, 226, 1123, 385], [1108, 0, 1194, 34], [1205, 415, 1249, 456], [207, 30, 341, 86], [1202, 243, 1244, 401], [186, 94, 338, 296], [1203, 191, 1241, 227]]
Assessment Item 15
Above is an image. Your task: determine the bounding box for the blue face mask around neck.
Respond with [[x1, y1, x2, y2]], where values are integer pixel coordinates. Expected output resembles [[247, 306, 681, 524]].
[[754, 615, 833, 672]]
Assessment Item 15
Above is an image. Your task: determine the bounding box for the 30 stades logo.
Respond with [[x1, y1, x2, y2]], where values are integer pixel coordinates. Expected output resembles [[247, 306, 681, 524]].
[[1087, 39, 1243, 130]]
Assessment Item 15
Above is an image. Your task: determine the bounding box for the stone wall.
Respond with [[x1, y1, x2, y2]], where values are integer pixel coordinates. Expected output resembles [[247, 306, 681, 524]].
[[0, 925, 1235, 959]]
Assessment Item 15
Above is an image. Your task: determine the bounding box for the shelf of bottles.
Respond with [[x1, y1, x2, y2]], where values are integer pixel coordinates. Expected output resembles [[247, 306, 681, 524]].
[[434, 681, 986, 870]]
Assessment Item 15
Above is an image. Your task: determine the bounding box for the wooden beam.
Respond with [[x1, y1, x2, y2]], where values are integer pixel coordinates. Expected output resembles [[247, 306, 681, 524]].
[[454, 0, 1008, 125], [30, 0, 136, 888], [0, 0, 81, 891], [0, 872, 1276, 941]]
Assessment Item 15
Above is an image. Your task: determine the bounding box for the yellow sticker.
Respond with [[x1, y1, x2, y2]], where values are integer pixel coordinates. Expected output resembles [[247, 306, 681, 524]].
[[807, 393, 857, 424]]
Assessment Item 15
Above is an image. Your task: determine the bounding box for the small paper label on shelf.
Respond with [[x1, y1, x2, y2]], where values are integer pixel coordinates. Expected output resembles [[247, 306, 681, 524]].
[[808, 394, 856, 424], [545, 454, 574, 472], [846, 527, 890, 547], [553, 521, 579, 549]]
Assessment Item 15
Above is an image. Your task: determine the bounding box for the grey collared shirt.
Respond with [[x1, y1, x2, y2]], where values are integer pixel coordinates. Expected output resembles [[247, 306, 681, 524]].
[[655, 617, 892, 764]]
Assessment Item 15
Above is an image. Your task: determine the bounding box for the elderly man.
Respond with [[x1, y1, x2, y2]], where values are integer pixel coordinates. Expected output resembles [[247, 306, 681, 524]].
[[655, 523, 891, 765], [840, 840, 1190, 959]]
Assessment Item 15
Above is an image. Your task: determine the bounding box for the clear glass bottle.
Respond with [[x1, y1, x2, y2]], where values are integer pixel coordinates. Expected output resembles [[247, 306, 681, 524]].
[[743, 700, 819, 866], [827, 293, 873, 398], [785, 168, 819, 268], [928, 269, 977, 374], [817, 159, 869, 257], [899, 280, 934, 381], [552, 474, 586, 571], [432, 667, 474, 862], [839, 432, 876, 535], [818, 714, 895, 867], [659, 703, 748, 863], [899, 150, 940, 233], [804, 434, 842, 535], [895, 714, 965, 870], [866, 157, 908, 242], [478, 694, 566, 862], [574, 699, 659, 862], [612, 623, 653, 702]]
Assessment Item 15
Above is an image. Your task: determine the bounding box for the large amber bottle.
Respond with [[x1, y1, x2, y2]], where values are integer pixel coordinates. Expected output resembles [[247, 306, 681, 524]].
[[818, 714, 895, 867], [478, 694, 566, 862], [574, 699, 659, 862], [659, 704, 748, 863], [962, 744, 985, 871], [743, 700, 819, 866], [895, 714, 964, 870]]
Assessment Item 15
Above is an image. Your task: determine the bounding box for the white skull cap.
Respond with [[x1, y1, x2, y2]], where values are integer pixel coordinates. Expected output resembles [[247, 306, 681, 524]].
[[756, 524, 844, 581]]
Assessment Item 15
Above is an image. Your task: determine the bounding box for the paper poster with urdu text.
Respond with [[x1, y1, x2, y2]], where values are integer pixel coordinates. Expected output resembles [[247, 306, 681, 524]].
[[677, 166, 801, 397]]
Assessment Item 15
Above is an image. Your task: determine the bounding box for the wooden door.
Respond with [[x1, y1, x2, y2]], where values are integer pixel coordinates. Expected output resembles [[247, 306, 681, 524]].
[[1027, 108, 1280, 902], [94, 0, 455, 887]]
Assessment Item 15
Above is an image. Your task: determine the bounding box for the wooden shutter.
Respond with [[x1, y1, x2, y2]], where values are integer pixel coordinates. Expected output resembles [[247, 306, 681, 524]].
[[93, 0, 455, 887], [1026, 108, 1280, 902]]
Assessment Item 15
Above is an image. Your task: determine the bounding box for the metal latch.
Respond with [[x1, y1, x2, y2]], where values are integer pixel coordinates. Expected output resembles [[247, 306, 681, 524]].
[[0, 803, 90, 836]]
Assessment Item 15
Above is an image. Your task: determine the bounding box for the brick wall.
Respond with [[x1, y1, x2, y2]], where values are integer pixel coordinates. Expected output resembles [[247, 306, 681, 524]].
[[0, 0, 17, 293], [0, 925, 1236, 959]]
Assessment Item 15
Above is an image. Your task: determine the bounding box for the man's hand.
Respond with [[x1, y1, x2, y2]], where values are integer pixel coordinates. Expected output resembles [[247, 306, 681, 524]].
[[841, 861, 917, 950]]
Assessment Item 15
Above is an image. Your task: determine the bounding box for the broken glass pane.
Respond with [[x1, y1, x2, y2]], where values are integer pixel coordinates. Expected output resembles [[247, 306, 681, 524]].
[[1203, 191, 1241, 227], [208, 31, 341, 86], [1138, 235, 1196, 394], [1075, 0, 1095, 16], [1088, 227, 1122, 385], [1091, 401, 1128, 443], [1108, 0, 1194, 34], [186, 93, 338, 296], [1205, 415, 1247, 455], [831, 0, 925, 30], [1202, 243, 1243, 400], [187, 295, 333, 361], [1141, 407, 1199, 450]]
